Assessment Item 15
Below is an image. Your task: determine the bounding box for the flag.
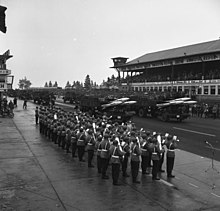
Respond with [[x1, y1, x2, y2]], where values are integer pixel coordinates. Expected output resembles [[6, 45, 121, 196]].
[[0, 5, 7, 33]]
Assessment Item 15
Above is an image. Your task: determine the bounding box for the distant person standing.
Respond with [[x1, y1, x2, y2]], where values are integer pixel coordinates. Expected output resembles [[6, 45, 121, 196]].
[[212, 104, 218, 119], [23, 99, 27, 109], [35, 106, 39, 124], [13, 97, 17, 108], [8, 100, 14, 113]]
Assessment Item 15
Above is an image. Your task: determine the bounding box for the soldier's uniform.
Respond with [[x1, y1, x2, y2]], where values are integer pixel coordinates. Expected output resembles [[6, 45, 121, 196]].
[[130, 137, 142, 184], [141, 134, 150, 175], [151, 138, 163, 180], [109, 140, 125, 185], [76, 127, 87, 162], [100, 131, 111, 179], [86, 129, 96, 167], [52, 121, 57, 144], [61, 125, 66, 149], [95, 134, 103, 173], [65, 127, 71, 153], [121, 136, 130, 177], [56, 122, 61, 146], [71, 126, 78, 158], [165, 135, 177, 178]]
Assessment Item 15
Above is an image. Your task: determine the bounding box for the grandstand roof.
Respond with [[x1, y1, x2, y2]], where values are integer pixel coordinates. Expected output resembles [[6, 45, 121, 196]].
[[124, 39, 220, 66]]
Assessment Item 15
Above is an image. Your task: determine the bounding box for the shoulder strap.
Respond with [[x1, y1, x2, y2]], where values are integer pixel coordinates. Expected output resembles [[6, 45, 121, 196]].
[[113, 147, 117, 156]]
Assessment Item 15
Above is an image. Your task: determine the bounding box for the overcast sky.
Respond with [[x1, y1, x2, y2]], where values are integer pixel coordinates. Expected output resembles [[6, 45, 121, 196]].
[[0, 0, 220, 88]]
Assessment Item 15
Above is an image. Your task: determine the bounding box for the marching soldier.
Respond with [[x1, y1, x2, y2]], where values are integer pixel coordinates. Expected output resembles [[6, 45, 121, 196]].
[[109, 140, 125, 185], [100, 129, 111, 179], [151, 137, 163, 180], [71, 125, 78, 158], [65, 126, 71, 153], [157, 133, 165, 173], [86, 129, 96, 167], [52, 120, 57, 143], [76, 127, 87, 162], [121, 136, 130, 177], [165, 135, 178, 178], [61, 124, 66, 149], [141, 133, 150, 175], [95, 134, 103, 173], [57, 122, 62, 147], [130, 136, 142, 184]]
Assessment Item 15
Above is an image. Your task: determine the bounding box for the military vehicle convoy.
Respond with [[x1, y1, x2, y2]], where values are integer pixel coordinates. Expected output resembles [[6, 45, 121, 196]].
[[62, 89, 194, 122]]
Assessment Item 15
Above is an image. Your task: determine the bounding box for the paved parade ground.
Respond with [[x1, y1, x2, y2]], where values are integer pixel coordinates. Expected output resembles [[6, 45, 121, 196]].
[[0, 99, 220, 211]]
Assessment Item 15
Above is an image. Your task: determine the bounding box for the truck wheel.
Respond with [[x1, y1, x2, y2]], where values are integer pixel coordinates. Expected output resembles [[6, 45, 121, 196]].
[[138, 108, 145, 117]]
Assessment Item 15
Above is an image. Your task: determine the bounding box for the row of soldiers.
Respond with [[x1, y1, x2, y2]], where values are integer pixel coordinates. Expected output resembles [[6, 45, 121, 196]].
[[38, 105, 178, 185]]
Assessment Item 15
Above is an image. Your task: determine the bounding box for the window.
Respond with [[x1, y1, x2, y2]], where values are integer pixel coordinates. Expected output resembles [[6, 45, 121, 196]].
[[218, 85, 220, 95], [0, 76, 6, 83], [198, 86, 202, 95], [203, 86, 208, 95], [178, 86, 182, 92], [172, 86, 177, 91], [164, 86, 167, 91], [154, 87, 158, 91], [210, 86, 216, 95], [143, 87, 146, 92], [159, 86, 162, 91]]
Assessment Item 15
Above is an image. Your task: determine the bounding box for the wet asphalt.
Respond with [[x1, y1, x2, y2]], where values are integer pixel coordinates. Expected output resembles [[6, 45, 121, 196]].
[[0, 99, 220, 211]]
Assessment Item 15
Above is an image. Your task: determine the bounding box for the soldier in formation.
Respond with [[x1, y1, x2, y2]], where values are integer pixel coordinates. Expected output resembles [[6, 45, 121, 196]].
[[38, 105, 179, 186]]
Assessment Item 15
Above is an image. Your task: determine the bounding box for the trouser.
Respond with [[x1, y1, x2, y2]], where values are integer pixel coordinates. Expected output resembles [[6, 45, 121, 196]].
[[97, 155, 102, 173], [47, 128, 50, 138], [53, 133, 57, 144], [112, 163, 120, 184], [39, 122, 43, 133], [35, 115, 39, 124], [71, 142, 77, 157], [166, 156, 175, 176], [66, 141, 71, 153], [159, 152, 164, 170], [88, 150, 94, 166], [101, 158, 109, 177], [141, 155, 149, 173], [57, 135, 61, 146], [152, 160, 159, 179], [77, 146, 85, 161], [42, 125, 45, 135], [122, 155, 129, 175], [131, 160, 140, 182], [148, 152, 152, 167], [61, 136, 65, 149]]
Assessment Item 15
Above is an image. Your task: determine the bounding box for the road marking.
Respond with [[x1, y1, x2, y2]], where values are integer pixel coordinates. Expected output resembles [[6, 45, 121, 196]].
[[211, 193, 220, 198], [159, 180, 174, 187], [188, 183, 199, 188], [173, 127, 216, 137]]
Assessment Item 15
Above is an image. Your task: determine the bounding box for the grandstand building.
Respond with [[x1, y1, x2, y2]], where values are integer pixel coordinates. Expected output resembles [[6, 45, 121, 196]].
[[0, 50, 13, 100], [111, 39, 220, 102]]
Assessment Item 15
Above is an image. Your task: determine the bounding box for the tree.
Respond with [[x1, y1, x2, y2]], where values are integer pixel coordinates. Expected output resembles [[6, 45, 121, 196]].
[[49, 81, 52, 87], [65, 81, 71, 88], [84, 74, 91, 90], [44, 82, 48, 87], [53, 81, 58, 87], [18, 77, 32, 89]]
